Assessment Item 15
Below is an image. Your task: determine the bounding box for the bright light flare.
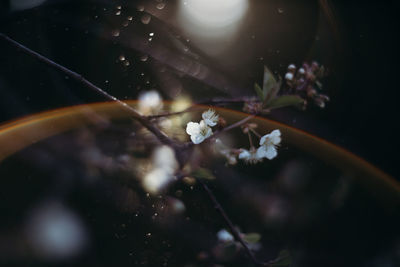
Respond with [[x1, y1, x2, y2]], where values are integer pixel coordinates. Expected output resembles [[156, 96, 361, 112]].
[[179, 0, 249, 42], [180, 0, 248, 28]]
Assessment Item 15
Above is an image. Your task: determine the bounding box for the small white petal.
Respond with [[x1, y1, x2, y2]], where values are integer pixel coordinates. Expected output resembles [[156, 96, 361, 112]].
[[259, 134, 268, 146], [269, 130, 281, 145]]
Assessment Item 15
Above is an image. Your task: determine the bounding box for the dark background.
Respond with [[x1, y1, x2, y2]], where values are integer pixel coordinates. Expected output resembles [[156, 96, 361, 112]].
[[0, 0, 399, 179]]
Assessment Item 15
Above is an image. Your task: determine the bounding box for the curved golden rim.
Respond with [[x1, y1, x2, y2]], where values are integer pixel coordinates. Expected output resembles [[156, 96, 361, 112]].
[[0, 101, 399, 201]]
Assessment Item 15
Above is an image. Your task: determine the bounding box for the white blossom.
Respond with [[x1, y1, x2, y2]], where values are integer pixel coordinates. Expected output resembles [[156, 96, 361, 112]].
[[217, 229, 234, 243], [138, 90, 163, 114], [202, 109, 219, 127], [256, 129, 281, 160], [142, 146, 178, 194], [239, 147, 262, 164], [285, 72, 294, 80], [186, 120, 212, 144]]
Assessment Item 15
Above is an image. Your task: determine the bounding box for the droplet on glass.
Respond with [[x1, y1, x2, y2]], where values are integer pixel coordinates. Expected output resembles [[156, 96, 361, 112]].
[[137, 5, 145, 12], [141, 14, 151, 24], [116, 5, 122, 10], [115, 10, 121, 16], [278, 8, 284, 14], [122, 20, 129, 27], [119, 55, 125, 61], [124, 61, 130, 66], [111, 29, 120, 37], [127, 16, 133, 21], [140, 55, 148, 62], [156, 3, 166, 10], [148, 38, 152, 42], [149, 32, 154, 37], [146, 232, 152, 237]]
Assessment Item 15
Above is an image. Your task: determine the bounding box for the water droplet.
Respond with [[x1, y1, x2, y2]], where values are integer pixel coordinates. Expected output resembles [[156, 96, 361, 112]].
[[124, 60, 130, 66], [105, 80, 109, 84], [146, 232, 152, 237], [115, 10, 121, 16], [154, 213, 158, 217], [116, 5, 122, 10], [140, 55, 148, 62], [278, 8, 284, 14], [149, 32, 154, 37], [156, 3, 166, 10], [137, 5, 145, 12], [148, 38, 153, 42], [111, 29, 120, 37], [127, 16, 133, 21], [122, 20, 129, 27], [119, 55, 125, 61], [141, 14, 151, 24], [146, 192, 150, 197]]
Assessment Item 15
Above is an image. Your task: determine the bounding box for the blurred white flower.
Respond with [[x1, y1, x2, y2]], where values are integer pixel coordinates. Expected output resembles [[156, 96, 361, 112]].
[[287, 64, 296, 71], [256, 129, 281, 160], [202, 109, 219, 127], [239, 147, 262, 164], [284, 72, 294, 80], [143, 146, 178, 194], [138, 90, 163, 114], [298, 68, 305, 75], [217, 229, 234, 243], [186, 120, 212, 144]]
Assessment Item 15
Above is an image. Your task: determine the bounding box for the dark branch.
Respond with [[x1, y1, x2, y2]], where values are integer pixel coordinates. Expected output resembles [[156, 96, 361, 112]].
[[198, 179, 271, 266], [0, 33, 179, 150]]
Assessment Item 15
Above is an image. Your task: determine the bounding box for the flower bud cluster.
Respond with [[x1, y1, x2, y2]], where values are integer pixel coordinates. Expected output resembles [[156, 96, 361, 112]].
[[284, 62, 330, 108]]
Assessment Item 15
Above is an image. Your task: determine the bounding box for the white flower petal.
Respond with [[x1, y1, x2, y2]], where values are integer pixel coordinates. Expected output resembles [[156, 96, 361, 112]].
[[256, 145, 267, 159], [266, 146, 278, 160], [191, 134, 205, 144], [239, 149, 251, 160], [204, 127, 213, 139], [202, 109, 219, 127], [259, 134, 268, 146], [186, 122, 200, 135]]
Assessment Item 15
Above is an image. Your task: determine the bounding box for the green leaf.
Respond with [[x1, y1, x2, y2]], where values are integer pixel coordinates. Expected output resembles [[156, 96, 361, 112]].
[[270, 250, 292, 267], [263, 79, 282, 106], [266, 95, 304, 110], [191, 167, 215, 180], [263, 66, 277, 98], [254, 83, 264, 102], [243, 233, 261, 244]]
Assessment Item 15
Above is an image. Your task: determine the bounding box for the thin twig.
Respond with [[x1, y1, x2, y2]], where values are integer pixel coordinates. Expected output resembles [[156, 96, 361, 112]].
[[0, 33, 178, 149], [213, 115, 256, 139], [198, 179, 271, 266], [146, 97, 258, 120]]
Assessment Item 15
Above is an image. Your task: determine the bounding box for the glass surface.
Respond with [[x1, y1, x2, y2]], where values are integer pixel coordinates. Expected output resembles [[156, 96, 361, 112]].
[[0, 1, 399, 266]]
